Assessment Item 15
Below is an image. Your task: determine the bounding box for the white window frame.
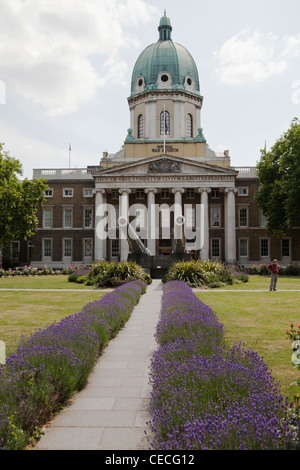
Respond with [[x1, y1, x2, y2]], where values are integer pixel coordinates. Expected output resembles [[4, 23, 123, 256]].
[[63, 238, 72, 259], [260, 238, 270, 258], [238, 207, 248, 228], [239, 238, 249, 259], [43, 238, 52, 259], [211, 207, 221, 227], [83, 238, 93, 258], [238, 187, 249, 196], [84, 208, 93, 228], [43, 208, 53, 228], [63, 188, 73, 198], [44, 188, 53, 198], [63, 208, 73, 228], [83, 188, 93, 197]]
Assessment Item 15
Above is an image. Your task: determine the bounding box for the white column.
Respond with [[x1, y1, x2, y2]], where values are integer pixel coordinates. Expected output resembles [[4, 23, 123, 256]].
[[198, 188, 211, 260], [172, 188, 185, 245], [119, 189, 131, 261], [94, 189, 106, 261], [225, 188, 237, 263], [145, 188, 157, 256]]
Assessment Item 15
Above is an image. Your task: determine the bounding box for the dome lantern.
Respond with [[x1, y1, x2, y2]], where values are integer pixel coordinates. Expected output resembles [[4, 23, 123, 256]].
[[158, 10, 172, 41]]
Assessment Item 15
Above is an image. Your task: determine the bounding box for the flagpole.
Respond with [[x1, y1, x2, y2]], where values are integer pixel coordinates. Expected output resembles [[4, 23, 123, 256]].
[[69, 143, 71, 168], [163, 104, 166, 154]]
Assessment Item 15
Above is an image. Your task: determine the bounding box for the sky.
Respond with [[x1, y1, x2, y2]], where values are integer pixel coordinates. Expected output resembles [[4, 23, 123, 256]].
[[0, 0, 299, 179]]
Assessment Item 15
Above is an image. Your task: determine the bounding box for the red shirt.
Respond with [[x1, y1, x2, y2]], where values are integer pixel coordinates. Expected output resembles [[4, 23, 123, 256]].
[[268, 263, 279, 274]]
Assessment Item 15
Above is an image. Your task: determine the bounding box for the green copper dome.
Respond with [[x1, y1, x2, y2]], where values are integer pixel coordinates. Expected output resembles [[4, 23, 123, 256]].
[[130, 12, 200, 95]]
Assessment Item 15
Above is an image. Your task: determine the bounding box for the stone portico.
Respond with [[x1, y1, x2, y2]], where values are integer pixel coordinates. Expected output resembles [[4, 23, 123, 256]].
[[91, 154, 238, 264]]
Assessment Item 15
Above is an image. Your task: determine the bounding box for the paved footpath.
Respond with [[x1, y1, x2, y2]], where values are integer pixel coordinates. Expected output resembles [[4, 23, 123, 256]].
[[35, 280, 163, 451]]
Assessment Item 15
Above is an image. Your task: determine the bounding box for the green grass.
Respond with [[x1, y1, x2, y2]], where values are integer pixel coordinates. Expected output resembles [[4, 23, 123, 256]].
[[0, 276, 106, 355], [1, 274, 299, 404], [0, 275, 102, 290], [195, 275, 300, 403]]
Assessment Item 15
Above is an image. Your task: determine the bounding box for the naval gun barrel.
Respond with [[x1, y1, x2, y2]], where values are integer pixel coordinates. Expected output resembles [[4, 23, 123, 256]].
[[118, 216, 151, 256]]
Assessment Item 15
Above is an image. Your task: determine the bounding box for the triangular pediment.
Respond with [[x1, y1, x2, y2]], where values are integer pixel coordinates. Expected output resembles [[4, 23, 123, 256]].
[[93, 154, 238, 177]]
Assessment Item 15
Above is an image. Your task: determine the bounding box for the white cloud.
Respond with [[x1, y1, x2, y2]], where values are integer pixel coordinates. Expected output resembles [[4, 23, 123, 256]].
[[216, 30, 299, 85], [0, 0, 156, 116]]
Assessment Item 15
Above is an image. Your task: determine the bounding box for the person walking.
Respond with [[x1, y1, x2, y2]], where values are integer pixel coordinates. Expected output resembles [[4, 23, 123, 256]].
[[267, 259, 279, 291]]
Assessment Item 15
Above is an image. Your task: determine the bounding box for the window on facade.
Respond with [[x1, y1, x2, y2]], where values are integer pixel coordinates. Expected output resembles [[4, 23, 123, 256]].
[[63, 188, 73, 197], [186, 189, 195, 199], [211, 207, 220, 227], [211, 189, 220, 198], [282, 239, 290, 257], [135, 208, 145, 229], [136, 189, 145, 199], [43, 239, 52, 258], [83, 188, 93, 197], [63, 239, 72, 258], [239, 208, 248, 227], [187, 114, 193, 138], [260, 238, 269, 257], [185, 207, 195, 228], [44, 189, 53, 197], [10, 241, 20, 261], [64, 208, 73, 228], [43, 208, 53, 228], [211, 239, 221, 258], [259, 209, 267, 228], [161, 189, 170, 199], [238, 187, 248, 196], [111, 190, 119, 200], [239, 239, 248, 257], [138, 114, 144, 139], [84, 209, 93, 228], [112, 240, 120, 257], [84, 239, 93, 257], [160, 110, 170, 135]]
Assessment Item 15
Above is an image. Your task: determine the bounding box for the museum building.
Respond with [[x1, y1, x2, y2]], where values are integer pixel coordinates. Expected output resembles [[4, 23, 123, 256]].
[[12, 13, 299, 269]]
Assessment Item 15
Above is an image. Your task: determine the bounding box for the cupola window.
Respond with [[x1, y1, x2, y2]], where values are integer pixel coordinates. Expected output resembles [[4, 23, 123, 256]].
[[187, 114, 193, 138], [160, 110, 170, 135], [138, 114, 144, 138]]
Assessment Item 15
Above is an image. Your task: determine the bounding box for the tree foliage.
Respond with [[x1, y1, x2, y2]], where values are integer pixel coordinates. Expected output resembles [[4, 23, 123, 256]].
[[255, 118, 300, 238], [0, 142, 48, 249]]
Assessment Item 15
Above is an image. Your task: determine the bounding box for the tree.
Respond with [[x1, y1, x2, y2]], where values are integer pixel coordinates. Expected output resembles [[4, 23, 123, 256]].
[[255, 118, 300, 239], [0, 143, 48, 268]]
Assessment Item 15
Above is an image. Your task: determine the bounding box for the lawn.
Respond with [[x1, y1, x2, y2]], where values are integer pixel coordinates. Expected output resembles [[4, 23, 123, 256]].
[[0, 275, 106, 355], [1, 274, 299, 404], [195, 275, 300, 404]]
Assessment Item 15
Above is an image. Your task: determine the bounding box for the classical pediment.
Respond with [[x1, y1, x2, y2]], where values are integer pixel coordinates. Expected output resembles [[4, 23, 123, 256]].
[[93, 154, 238, 178]]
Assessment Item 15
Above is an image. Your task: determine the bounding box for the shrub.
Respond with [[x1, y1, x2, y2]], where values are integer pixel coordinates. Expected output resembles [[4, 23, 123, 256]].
[[148, 281, 292, 450], [162, 260, 246, 288], [77, 260, 152, 287], [0, 280, 146, 450]]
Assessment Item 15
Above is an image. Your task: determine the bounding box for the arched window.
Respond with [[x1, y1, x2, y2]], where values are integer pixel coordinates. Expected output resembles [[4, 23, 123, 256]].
[[138, 114, 144, 139], [160, 110, 170, 135], [187, 114, 193, 138]]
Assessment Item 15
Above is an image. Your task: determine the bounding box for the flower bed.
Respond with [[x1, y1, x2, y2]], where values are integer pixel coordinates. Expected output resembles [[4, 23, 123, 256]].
[[0, 265, 85, 277], [245, 263, 300, 276], [0, 280, 146, 450], [148, 281, 292, 450]]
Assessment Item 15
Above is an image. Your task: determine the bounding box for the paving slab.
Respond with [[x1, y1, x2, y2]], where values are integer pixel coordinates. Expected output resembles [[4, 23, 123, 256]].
[[35, 279, 162, 450]]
